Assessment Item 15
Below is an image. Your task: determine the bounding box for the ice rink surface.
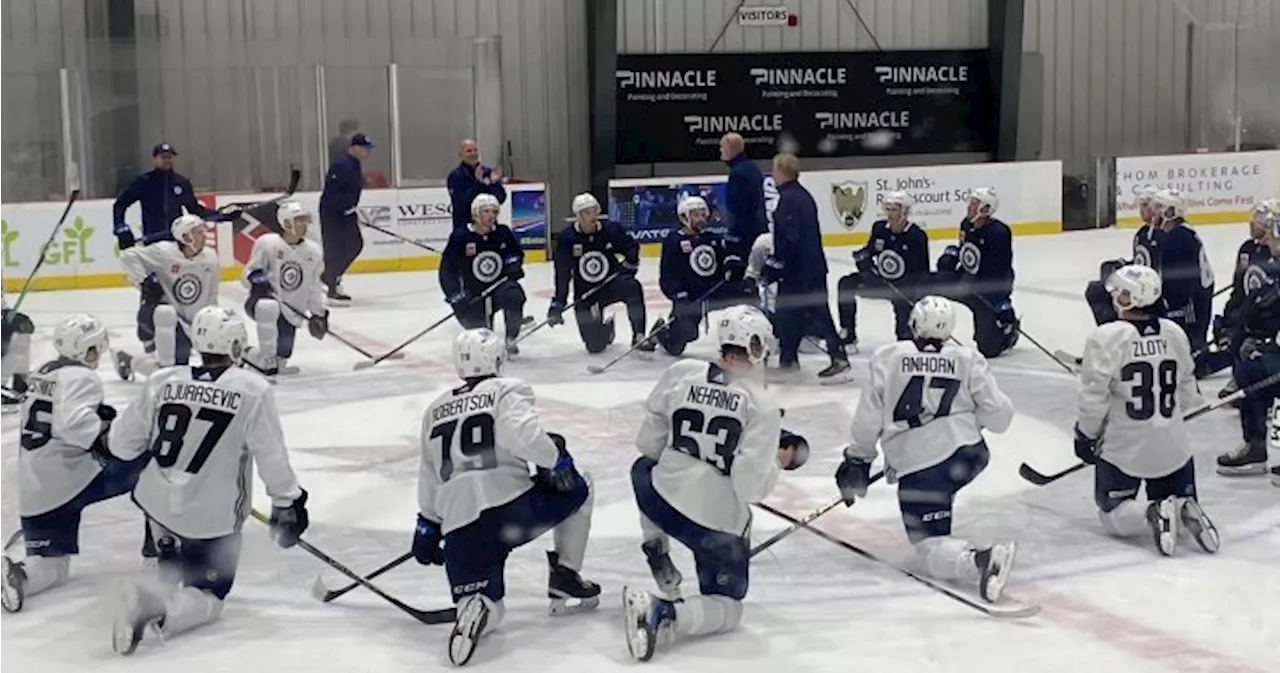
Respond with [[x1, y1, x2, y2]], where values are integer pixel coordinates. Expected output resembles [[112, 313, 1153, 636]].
[[2, 225, 1278, 672]]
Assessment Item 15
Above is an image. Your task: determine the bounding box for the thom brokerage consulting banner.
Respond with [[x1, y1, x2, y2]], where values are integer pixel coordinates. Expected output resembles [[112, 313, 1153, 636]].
[[615, 50, 996, 164]]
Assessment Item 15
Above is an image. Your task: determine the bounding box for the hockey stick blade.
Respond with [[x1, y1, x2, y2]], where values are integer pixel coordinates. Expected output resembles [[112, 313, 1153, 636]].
[[1018, 461, 1086, 486], [312, 552, 415, 602]]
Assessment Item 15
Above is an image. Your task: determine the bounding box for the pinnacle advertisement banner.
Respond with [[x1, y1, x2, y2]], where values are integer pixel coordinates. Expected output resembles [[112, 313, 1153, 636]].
[[615, 50, 996, 164]]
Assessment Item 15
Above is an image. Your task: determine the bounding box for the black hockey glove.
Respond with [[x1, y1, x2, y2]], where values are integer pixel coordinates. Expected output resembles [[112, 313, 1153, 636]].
[[723, 254, 746, 282], [412, 514, 444, 565], [446, 289, 467, 307], [503, 255, 525, 281], [779, 429, 809, 471], [140, 274, 164, 305], [269, 489, 310, 549], [114, 223, 137, 251], [247, 269, 274, 299], [547, 299, 566, 327], [937, 245, 960, 275], [307, 312, 329, 340], [96, 403, 118, 422], [760, 256, 784, 286], [538, 432, 582, 493], [853, 247, 875, 273], [834, 456, 872, 505], [620, 259, 640, 277], [1098, 258, 1126, 283], [1073, 425, 1100, 464]]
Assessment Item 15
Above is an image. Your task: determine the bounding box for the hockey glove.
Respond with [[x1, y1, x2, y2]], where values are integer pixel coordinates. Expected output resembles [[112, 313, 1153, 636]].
[[446, 290, 467, 306], [1073, 425, 1100, 465], [834, 456, 872, 505], [853, 247, 875, 273], [760, 256, 784, 286], [937, 245, 960, 275], [412, 514, 444, 565], [140, 274, 164, 305], [539, 432, 581, 493], [114, 223, 137, 250], [723, 254, 746, 282], [547, 299, 566, 327], [619, 259, 640, 277], [96, 403, 118, 422], [269, 489, 310, 549], [307, 312, 329, 340], [1098, 258, 1126, 283], [1212, 314, 1233, 346], [779, 429, 810, 471], [503, 256, 525, 281], [247, 269, 274, 300]]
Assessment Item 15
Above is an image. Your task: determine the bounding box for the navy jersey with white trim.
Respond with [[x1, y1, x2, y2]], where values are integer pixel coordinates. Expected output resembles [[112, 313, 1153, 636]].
[[552, 221, 639, 304], [439, 224, 523, 298], [957, 218, 1014, 295], [859, 220, 930, 285], [659, 228, 732, 301]]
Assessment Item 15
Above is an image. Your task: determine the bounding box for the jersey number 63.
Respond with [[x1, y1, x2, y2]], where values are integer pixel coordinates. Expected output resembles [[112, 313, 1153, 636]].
[[671, 408, 742, 475]]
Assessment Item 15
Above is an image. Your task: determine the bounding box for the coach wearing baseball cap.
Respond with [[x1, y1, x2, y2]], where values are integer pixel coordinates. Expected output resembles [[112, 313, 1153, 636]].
[[318, 133, 375, 304], [112, 142, 231, 249]]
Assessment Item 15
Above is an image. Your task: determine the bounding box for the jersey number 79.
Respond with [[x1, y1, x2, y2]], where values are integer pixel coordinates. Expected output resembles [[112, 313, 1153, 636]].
[[430, 413, 498, 481]]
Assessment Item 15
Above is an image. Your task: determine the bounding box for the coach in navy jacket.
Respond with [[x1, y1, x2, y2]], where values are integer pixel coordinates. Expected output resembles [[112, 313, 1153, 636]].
[[720, 133, 767, 256], [318, 133, 375, 300], [112, 143, 228, 248], [447, 138, 507, 230]]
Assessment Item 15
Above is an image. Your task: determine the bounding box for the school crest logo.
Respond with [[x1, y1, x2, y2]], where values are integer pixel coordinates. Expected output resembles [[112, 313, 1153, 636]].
[[831, 181, 868, 229]]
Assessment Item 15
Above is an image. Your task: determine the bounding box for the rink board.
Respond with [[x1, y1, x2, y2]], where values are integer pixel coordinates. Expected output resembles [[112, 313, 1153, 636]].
[[1114, 149, 1280, 228]]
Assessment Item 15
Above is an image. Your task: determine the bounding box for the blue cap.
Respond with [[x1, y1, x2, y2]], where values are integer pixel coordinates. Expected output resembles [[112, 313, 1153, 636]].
[[350, 133, 375, 149], [152, 142, 178, 156]]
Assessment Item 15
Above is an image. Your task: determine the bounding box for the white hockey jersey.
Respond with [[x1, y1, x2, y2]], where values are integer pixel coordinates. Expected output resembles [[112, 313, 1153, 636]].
[[1076, 318, 1201, 478], [418, 377, 561, 534], [636, 359, 781, 537], [120, 241, 220, 323], [17, 360, 106, 517], [241, 233, 326, 327], [109, 365, 302, 539], [848, 341, 1014, 477]]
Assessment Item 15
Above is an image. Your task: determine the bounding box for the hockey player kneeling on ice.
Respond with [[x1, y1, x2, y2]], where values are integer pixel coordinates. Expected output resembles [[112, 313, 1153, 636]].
[[549, 192, 652, 353], [1085, 186, 1158, 327], [106, 306, 309, 655], [651, 196, 753, 357], [837, 296, 1017, 603], [115, 214, 220, 380], [440, 194, 528, 355], [1073, 265, 1219, 556], [623, 305, 801, 663], [1, 315, 150, 614], [414, 328, 599, 667], [1204, 199, 1278, 386], [836, 190, 931, 346], [933, 188, 1019, 358], [2, 299, 34, 412], [242, 200, 328, 377]]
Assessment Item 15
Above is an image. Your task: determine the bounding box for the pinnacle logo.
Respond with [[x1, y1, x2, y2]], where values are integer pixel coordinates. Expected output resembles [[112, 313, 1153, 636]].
[[815, 111, 911, 130], [874, 64, 969, 84], [749, 67, 847, 87], [616, 69, 717, 89], [683, 114, 783, 135]]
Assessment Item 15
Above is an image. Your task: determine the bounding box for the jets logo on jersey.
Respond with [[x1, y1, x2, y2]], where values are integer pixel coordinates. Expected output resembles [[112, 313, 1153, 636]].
[[690, 244, 719, 278], [172, 273, 205, 305], [1133, 244, 1153, 267], [959, 242, 981, 275], [279, 260, 304, 291], [1243, 264, 1271, 293], [472, 250, 503, 283], [876, 250, 907, 280], [578, 250, 610, 283]]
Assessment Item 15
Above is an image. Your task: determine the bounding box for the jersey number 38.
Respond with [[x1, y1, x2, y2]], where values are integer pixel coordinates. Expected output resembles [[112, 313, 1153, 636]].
[[671, 408, 742, 475]]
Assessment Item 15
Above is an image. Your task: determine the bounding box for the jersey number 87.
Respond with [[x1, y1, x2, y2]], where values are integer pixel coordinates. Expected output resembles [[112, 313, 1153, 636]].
[[430, 413, 498, 481], [671, 408, 742, 475], [152, 402, 235, 474]]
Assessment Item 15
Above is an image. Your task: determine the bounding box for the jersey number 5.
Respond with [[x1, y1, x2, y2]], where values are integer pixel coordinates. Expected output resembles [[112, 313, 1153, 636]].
[[20, 399, 54, 450], [893, 375, 961, 428], [1122, 360, 1176, 420], [152, 403, 235, 473], [431, 414, 497, 482], [671, 408, 742, 475]]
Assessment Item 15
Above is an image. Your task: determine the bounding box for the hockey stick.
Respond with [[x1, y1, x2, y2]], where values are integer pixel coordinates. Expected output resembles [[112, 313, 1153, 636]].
[[749, 471, 885, 558], [753, 500, 1040, 619], [218, 167, 301, 212], [276, 298, 393, 361], [515, 271, 623, 346], [249, 510, 455, 624], [5, 189, 81, 319], [1017, 367, 1280, 486], [587, 279, 729, 375], [353, 278, 508, 370], [967, 292, 1076, 374], [358, 219, 444, 255], [312, 552, 414, 602]]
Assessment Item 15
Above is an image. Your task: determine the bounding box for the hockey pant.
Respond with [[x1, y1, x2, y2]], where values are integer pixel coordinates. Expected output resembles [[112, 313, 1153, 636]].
[[774, 278, 846, 367], [1094, 458, 1197, 537], [443, 472, 592, 623], [455, 281, 527, 340], [245, 294, 298, 361], [137, 300, 192, 368], [120, 521, 244, 641], [657, 282, 753, 357], [576, 277, 646, 354], [2, 308, 34, 384], [631, 456, 746, 636], [933, 275, 1017, 358], [320, 212, 363, 289], [17, 452, 149, 599], [896, 441, 990, 586], [1233, 347, 1280, 443], [836, 272, 914, 341]]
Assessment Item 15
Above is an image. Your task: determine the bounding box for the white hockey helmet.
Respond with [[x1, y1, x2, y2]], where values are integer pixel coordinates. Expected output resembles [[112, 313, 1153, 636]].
[[1153, 188, 1187, 219], [881, 190, 914, 215], [715, 304, 774, 364], [909, 296, 957, 342], [277, 200, 311, 235], [471, 193, 501, 219], [53, 314, 109, 366], [453, 328, 507, 379], [171, 214, 206, 245], [1106, 264, 1162, 310], [967, 187, 999, 217], [571, 192, 601, 216], [189, 305, 247, 360], [677, 195, 709, 224]]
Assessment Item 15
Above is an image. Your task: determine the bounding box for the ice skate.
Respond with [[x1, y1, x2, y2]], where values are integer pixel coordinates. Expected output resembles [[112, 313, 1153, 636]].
[[641, 539, 682, 599], [114, 350, 134, 381], [505, 337, 520, 356], [1271, 463, 1280, 487], [1146, 497, 1179, 557], [546, 550, 600, 616], [632, 331, 657, 354], [1, 556, 27, 613], [973, 541, 1017, 603], [818, 359, 853, 385], [448, 594, 491, 667], [111, 580, 166, 656], [621, 586, 676, 663], [1177, 497, 1219, 553], [1216, 440, 1267, 476], [276, 357, 300, 376], [326, 284, 351, 306]]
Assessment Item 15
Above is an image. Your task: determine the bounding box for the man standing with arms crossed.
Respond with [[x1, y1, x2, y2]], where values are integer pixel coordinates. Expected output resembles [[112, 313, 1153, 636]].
[[447, 139, 506, 231], [319, 133, 376, 305]]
